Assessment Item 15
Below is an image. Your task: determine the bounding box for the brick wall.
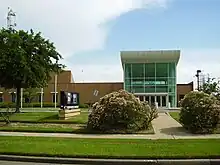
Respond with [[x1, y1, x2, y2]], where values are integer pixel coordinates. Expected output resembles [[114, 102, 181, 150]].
[[0, 71, 193, 106]]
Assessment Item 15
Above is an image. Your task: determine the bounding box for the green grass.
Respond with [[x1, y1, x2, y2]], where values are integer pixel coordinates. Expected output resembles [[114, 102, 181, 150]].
[[0, 111, 89, 124], [0, 136, 220, 159], [0, 108, 59, 111], [0, 125, 77, 133], [169, 112, 180, 122], [0, 111, 154, 134], [0, 108, 88, 111], [0, 123, 154, 134]]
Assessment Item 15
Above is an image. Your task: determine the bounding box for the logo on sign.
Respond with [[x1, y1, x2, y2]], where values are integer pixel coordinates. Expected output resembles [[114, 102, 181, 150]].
[[72, 93, 77, 104]]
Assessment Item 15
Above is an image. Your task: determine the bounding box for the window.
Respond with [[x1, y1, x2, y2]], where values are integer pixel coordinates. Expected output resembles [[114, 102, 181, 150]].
[[156, 63, 168, 77], [156, 78, 168, 85], [25, 98, 30, 103], [131, 78, 144, 86], [52, 93, 58, 103], [156, 86, 168, 93], [132, 64, 144, 78], [38, 94, 44, 103], [125, 64, 132, 79], [125, 78, 131, 86], [168, 78, 176, 85], [145, 86, 155, 93], [168, 62, 176, 77], [11, 93, 16, 103], [0, 93, 3, 102], [132, 85, 144, 93], [125, 85, 132, 92], [168, 85, 176, 93], [145, 77, 155, 85], [145, 63, 155, 78]]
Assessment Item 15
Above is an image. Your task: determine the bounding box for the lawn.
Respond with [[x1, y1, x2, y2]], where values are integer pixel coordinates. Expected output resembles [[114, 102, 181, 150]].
[[0, 111, 89, 124], [0, 136, 220, 159], [0, 123, 86, 133], [169, 112, 180, 122], [0, 108, 59, 111], [0, 123, 154, 134], [0, 111, 154, 134]]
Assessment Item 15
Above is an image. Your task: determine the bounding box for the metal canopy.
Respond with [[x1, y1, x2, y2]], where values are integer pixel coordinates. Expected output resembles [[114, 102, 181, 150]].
[[120, 50, 180, 65]]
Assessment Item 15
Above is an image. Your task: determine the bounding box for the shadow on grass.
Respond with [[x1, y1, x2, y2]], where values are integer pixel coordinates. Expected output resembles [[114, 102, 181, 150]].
[[38, 114, 59, 121], [160, 126, 193, 136]]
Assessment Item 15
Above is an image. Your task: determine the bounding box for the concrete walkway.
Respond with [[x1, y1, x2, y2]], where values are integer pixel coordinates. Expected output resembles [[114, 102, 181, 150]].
[[0, 113, 220, 139]]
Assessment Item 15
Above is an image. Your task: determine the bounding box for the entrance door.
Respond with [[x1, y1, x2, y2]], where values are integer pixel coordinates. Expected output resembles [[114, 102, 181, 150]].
[[162, 96, 167, 107], [150, 96, 155, 106], [145, 96, 149, 103], [139, 95, 144, 101], [157, 96, 161, 107]]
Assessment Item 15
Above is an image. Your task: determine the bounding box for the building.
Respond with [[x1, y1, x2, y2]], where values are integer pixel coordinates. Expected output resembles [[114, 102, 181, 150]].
[[0, 50, 193, 107], [121, 50, 180, 108]]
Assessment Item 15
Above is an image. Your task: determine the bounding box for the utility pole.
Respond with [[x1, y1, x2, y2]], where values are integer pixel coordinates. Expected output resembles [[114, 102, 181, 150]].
[[7, 7, 16, 29], [195, 70, 201, 91], [7, 8, 22, 108]]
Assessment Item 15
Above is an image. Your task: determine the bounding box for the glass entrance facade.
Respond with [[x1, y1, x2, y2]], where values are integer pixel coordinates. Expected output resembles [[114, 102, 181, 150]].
[[124, 62, 177, 107]]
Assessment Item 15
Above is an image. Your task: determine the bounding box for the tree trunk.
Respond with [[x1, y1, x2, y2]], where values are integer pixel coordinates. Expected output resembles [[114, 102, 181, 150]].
[[15, 87, 21, 113]]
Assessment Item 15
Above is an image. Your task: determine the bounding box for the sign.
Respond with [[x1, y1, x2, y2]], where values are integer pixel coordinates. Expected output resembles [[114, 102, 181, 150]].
[[93, 89, 99, 96], [60, 91, 79, 110], [132, 81, 167, 85]]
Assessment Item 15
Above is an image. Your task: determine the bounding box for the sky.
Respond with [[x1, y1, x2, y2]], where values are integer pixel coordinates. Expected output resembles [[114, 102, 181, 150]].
[[0, 0, 220, 84]]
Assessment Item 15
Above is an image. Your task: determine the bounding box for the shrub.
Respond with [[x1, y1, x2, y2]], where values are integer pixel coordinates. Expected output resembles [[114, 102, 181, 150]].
[[179, 91, 220, 134], [87, 90, 158, 133], [0, 102, 59, 108]]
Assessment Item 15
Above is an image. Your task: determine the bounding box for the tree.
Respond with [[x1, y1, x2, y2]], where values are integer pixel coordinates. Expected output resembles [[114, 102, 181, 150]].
[[201, 77, 220, 95], [0, 28, 65, 112], [23, 88, 40, 104]]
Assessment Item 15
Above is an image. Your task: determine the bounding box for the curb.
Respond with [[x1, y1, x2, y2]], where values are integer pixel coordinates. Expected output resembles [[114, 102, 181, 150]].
[[0, 155, 220, 165]]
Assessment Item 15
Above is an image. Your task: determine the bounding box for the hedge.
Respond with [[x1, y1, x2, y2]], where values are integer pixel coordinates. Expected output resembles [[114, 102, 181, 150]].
[[0, 102, 89, 108], [0, 102, 59, 108]]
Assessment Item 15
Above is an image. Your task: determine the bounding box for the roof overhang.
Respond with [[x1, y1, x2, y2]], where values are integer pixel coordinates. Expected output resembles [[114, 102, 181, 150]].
[[120, 50, 180, 65]]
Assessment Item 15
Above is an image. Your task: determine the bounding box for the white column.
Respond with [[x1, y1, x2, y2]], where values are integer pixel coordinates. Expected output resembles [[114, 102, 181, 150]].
[[160, 96, 162, 107], [143, 95, 146, 102], [54, 74, 57, 108], [149, 96, 151, 105], [20, 88, 23, 109], [41, 88, 43, 108], [166, 95, 169, 108]]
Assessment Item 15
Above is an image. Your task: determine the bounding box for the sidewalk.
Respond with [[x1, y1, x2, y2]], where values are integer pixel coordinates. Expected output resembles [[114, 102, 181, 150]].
[[0, 113, 220, 139]]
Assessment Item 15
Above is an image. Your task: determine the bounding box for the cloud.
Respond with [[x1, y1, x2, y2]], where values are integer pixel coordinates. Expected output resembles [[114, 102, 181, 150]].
[[0, 0, 170, 58], [177, 48, 220, 84], [69, 49, 220, 83]]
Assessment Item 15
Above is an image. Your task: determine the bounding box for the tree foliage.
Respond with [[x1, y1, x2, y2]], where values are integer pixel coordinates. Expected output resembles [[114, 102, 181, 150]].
[[87, 90, 158, 133], [200, 77, 220, 95], [0, 28, 65, 112], [180, 91, 220, 134], [23, 88, 40, 103]]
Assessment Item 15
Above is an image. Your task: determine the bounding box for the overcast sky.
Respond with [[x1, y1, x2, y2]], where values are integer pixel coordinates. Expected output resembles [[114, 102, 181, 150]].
[[0, 0, 220, 85]]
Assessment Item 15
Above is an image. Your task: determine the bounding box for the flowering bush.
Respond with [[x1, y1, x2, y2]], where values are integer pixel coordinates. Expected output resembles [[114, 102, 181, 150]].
[[180, 91, 220, 134], [87, 90, 158, 133]]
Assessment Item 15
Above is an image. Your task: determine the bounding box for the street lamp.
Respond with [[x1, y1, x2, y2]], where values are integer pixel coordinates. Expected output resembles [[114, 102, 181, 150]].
[[195, 70, 201, 91]]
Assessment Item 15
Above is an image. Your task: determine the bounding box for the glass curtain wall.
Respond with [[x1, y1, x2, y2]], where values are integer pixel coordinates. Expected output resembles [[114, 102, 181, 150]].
[[124, 62, 177, 107]]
